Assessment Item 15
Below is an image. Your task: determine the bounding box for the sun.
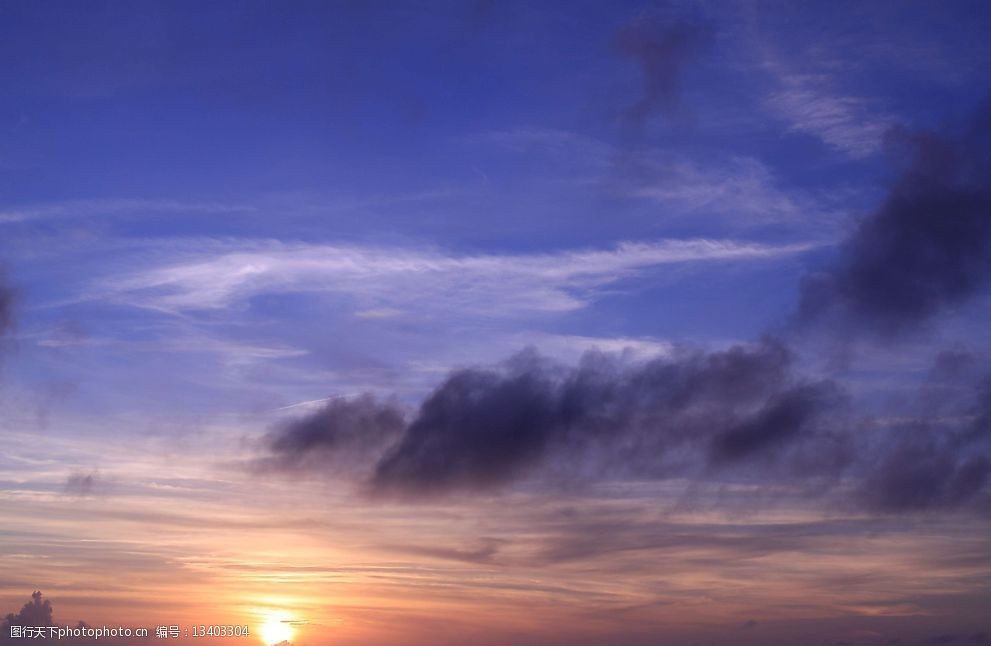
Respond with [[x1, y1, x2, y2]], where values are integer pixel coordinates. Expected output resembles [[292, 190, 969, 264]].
[[259, 614, 295, 646]]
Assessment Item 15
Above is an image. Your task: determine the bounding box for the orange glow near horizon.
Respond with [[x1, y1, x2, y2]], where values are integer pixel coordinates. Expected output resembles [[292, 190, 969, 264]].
[[3, 458, 991, 646]]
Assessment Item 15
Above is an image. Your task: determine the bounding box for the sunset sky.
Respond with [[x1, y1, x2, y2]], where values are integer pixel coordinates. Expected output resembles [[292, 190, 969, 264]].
[[1, 1, 991, 645]]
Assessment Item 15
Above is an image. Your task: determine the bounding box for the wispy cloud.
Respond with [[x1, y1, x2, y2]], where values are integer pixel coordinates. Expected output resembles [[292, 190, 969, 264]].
[[473, 127, 841, 230], [90, 238, 815, 317], [743, 4, 897, 158], [765, 72, 894, 158], [0, 198, 253, 224], [623, 155, 839, 228], [468, 127, 611, 164], [507, 332, 674, 363]]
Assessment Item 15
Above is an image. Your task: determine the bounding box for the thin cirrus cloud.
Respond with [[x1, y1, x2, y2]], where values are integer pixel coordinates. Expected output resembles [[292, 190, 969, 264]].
[[0, 198, 254, 224], [743, 3, 897, 158], [623, 155, 835, 227], [473, 127, 840, 231], [89, 237, 815, 316], [764, 72, 894, 158]]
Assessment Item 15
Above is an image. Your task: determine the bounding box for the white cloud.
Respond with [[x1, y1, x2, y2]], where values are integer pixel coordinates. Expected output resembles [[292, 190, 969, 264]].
[[508, 332, 675, 363], [742, 8, 896, 159], [624, 156, 833, 226], [91, 238, 815, 317], [766, 72, 894, 158]]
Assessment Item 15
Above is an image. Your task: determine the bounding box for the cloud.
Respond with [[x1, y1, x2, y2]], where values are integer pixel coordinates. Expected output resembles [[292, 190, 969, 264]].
[[475, 128, 834, 231], [372, 340, 843, 497], [798, 98, 991, 334], [379, 536, 506, 565], [860, 357, 991, 513], [974, 378, 991, 441], [0, 198, 252, 224], [765, 73, 894, 158], [372, 353, 561, 495], [254, 99, 991, 513], [266, 339, 845, 498], [862, 439, 989, 512], [263, 394, 405, 474], [624, 156, 825, 226], [63, 472, 99, 497], [1, 592, 101, 646], [2, 591, 53, 629], [613, 12, 712, 127], [93, 238, 813, 317], [520, 509, 924, 569], [746, 4, 897, 158], [709, 383, 840, 463], [263, 340, 991, 513], [507, 332, 673, 364]]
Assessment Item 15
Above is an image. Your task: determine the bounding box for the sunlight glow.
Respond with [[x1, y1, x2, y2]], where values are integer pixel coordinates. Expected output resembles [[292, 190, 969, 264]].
[[259, 613, 295, 646]]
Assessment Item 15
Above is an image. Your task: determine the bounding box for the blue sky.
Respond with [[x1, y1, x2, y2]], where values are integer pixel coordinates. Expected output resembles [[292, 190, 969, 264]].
[[2, 2, 991, 645], [7, 0, 989, 419]]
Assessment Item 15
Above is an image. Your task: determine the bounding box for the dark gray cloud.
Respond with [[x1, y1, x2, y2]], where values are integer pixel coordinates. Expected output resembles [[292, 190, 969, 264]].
[[63, 472, 98, 497], [265, 344, 991, 513], [788, 98, 991, 514], [709, 383, 839, 463], [2, 591, 53, 629], [373, 356, 560, 495], [612, 12, 711, 127], [0, 592, 123, 646], [863, 438, 990, 512], [264, 394, 405, 474], [798, 99, 991, 335], [267, 340, 843, 498], [931, 347, 979, 381], [859, 358, 991, 512], [972, 377, 991, 440]]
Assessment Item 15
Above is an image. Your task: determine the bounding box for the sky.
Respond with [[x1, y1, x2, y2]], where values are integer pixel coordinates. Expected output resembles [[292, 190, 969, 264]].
[[1, 1, 991, 645]]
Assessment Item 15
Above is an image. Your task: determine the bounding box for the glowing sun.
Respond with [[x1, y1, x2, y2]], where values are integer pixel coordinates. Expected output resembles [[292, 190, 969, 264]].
[[259, 615, 294, 645]]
